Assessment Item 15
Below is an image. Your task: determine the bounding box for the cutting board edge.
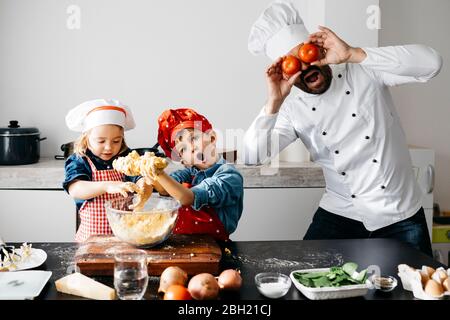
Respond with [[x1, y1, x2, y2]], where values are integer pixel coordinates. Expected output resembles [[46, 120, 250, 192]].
[[77, 261, 221, 276]]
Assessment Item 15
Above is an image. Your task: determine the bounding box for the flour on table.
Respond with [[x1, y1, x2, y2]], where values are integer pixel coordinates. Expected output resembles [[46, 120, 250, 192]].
[[230, 251, 344, 271]]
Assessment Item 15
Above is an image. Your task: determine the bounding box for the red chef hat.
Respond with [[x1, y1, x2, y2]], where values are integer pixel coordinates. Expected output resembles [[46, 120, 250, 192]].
[[157, 108, 213, 159]]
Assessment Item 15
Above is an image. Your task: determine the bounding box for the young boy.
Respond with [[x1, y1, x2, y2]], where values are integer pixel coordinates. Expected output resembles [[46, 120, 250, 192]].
[[146, 108, 243, 241]]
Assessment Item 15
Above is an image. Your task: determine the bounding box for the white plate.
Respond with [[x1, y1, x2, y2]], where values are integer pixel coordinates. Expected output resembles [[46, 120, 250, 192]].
[[290, 268, 370, 300], [0, 270, 52, 300], [2, 248, 47, 271]]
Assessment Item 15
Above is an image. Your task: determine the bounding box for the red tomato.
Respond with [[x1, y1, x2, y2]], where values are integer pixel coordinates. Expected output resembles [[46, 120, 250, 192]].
[[164, 284, 192, 300], [298, 43, 320, 63], [281, 55, 301, 75]]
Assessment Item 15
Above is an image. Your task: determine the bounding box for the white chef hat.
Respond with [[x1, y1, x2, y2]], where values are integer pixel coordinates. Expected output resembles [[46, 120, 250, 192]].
[[65, 99, 135, 132], [248, 1, 310, 61]]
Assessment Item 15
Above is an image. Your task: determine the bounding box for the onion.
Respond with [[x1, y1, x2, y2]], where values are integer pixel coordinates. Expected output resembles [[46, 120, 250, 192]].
[[217, 269, 242, 291], [158, 266, 188, 294], [187, 273, 219, 300]]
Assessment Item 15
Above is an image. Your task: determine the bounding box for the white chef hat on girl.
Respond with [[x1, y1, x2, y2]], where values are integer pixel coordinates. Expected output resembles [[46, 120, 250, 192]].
[[248, 1, 310, 61], [65, 99, 135, 132]]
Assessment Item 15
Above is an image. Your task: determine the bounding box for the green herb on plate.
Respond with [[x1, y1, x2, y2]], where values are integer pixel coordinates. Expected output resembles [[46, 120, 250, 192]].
[[293, 262, 368, 288]]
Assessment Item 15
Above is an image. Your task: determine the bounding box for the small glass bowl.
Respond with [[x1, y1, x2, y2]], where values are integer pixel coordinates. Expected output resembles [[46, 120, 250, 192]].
[[255, 272, 292, 299], [369, 275, 398, 292]]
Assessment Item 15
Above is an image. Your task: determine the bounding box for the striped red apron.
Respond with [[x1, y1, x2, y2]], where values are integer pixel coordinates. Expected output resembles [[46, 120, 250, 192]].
[[75, 156, 125, 242]]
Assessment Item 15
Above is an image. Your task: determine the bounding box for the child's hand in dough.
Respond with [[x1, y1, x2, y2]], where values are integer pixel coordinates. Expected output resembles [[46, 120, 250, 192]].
[[105, 181, 139, 197], [129, 178, 154, 211]]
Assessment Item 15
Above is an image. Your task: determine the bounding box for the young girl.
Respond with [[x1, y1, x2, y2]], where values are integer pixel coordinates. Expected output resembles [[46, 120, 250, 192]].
[[63, 99, 149, 242], [143, 108, 244, 241]]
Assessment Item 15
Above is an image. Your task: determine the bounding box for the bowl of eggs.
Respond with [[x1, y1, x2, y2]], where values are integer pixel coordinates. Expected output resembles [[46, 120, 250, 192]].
[[398, 264, 450, 300]]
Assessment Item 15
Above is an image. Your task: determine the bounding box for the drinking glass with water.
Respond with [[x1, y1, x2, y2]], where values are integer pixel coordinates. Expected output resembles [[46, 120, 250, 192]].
[[114, 249, 149, 300]]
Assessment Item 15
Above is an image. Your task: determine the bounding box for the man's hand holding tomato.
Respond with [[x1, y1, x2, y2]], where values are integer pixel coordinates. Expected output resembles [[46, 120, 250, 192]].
[[265, 56, 302, 115], [265, 26, 366, 115], [307, 26, 367, 66]]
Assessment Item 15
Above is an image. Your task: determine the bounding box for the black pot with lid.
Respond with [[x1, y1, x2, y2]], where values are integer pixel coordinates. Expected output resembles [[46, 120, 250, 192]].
[[0, 120, 47, 165]]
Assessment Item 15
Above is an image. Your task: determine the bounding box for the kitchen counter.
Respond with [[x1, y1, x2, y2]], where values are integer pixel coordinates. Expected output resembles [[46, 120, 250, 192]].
[[0, 157, 325, 189], [18, 238, 446, 300]]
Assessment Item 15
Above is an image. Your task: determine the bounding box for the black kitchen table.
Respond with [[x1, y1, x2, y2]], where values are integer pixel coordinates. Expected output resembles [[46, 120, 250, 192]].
[[12, 238, 448, 300]]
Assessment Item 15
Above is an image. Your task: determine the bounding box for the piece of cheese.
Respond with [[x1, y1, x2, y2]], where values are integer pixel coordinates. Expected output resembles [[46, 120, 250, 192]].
[[55, 272, 116, 300]]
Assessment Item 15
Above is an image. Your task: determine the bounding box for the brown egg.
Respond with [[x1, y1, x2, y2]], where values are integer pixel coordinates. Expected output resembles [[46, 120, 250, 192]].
[[422, 266, 436, 278], [443, 278, 450, 292], [420, 271, 430, 287], [431, 270, 448, 284], [424, 279, 444, 298]]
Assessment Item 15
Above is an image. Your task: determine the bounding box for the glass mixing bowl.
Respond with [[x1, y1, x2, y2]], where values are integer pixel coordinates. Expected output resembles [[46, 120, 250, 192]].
[[105, 194, 181, 248]]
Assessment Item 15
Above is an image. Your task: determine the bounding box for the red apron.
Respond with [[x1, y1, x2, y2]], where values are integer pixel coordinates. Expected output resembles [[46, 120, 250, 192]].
[[75, 156, 125, 242], [172, 182, 229, 241]]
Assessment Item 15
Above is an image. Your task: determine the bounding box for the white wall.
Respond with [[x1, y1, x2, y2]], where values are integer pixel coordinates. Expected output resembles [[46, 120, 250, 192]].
[[379, 0, 450, 211], [325, 0, 379, 48], [0, 0, 276, 157]]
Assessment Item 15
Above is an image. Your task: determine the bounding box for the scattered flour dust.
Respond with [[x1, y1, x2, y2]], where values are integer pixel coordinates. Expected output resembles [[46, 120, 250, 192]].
[[38, 243, 78, 276], [231, 251, 344, 270]]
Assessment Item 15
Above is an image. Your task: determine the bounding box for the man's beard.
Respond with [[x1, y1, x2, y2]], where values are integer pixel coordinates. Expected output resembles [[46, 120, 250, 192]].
[[295, 65, 333, 95]]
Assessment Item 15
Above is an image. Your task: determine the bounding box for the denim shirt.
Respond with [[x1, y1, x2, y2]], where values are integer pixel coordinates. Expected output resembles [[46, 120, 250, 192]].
[[63, 148, 141, 211], [170, 157, 244, 234]]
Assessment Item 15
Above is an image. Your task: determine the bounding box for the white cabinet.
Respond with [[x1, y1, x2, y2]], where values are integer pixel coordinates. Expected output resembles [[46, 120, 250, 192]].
[[0, 190, 76, 242], [231, 188, 325, 241]]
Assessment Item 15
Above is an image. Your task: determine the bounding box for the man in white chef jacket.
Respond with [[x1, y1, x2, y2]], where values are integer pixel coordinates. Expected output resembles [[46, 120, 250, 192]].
[[244, 2, 442, 256]]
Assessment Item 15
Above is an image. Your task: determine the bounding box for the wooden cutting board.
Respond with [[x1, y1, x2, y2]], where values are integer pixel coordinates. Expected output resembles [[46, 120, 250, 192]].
[[75, 234, 222, 276]]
